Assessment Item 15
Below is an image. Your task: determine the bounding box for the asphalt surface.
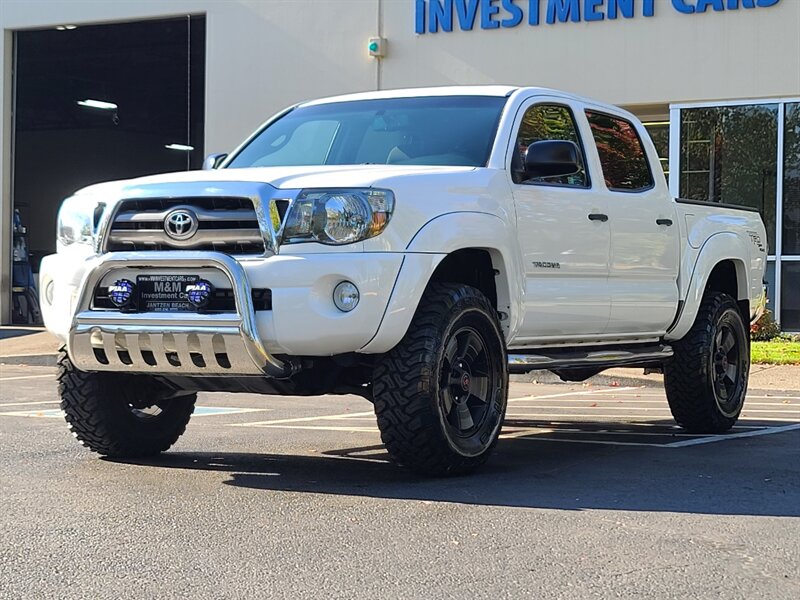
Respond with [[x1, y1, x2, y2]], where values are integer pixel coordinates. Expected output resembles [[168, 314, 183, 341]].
[[1, 363, 799, 599]]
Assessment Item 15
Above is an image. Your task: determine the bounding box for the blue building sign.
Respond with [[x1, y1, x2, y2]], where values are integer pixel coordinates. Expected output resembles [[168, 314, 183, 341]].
[[415, 0, 782, 33]]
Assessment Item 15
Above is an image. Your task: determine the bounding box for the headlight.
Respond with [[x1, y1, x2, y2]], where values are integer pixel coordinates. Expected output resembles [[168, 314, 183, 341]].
[[57, 196, 103, 251], [282, 189, 394, 245]]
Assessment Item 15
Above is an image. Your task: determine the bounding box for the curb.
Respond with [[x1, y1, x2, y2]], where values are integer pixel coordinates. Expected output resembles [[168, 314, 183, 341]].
[[510, 370, 664, 388], [0, 354, 58, 367]]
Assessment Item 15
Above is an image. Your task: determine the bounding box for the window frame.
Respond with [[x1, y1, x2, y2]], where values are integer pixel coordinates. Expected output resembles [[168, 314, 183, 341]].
[[509, 102, 592, 190], [585, 110, 656, 194]]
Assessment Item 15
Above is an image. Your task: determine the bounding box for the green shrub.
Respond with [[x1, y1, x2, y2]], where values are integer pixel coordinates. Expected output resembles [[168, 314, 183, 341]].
[[751, 309, 781, 341]]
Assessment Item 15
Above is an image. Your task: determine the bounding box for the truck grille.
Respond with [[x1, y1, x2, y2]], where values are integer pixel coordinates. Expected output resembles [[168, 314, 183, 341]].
[[106, 197, 269, 254]]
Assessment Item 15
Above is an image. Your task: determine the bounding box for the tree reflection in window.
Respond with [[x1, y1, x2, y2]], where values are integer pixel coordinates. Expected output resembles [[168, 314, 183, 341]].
[[586, 111, 654, 192], [679, 105, 778, 252], [783, 103, 800, 256]]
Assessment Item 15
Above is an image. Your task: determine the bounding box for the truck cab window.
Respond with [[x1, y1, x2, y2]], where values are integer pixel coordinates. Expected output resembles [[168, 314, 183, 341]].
[[586, 111, 654, 192], [512, 104, 588, 187]]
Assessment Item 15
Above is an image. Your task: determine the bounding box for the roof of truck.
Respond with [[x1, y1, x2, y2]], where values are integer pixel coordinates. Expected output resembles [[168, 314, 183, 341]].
[[300, 85, 597, 107]]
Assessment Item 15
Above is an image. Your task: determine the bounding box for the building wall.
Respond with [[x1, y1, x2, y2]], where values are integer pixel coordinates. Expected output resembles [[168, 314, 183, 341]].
[[383, 1, 800, 106], [1, 0, 799, 321], [3, 0, 799, 175]]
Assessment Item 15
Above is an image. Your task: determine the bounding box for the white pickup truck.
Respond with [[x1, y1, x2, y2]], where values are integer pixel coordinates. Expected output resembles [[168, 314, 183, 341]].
[[41, 86, 767, 475]]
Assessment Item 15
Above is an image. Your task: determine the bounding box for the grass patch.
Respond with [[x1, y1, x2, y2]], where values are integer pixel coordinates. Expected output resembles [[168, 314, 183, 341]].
[[751, 338, 800, 365]]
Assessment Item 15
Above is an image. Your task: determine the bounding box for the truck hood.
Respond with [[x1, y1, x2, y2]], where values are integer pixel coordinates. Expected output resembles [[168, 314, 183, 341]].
[[74, 165, 478, 197]]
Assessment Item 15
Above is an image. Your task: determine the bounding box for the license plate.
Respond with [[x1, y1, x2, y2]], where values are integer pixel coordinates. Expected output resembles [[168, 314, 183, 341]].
[[137, 274, 199, 312]]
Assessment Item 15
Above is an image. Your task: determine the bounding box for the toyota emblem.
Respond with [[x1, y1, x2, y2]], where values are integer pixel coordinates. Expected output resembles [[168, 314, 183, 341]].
[[164, 209, 199, 241]]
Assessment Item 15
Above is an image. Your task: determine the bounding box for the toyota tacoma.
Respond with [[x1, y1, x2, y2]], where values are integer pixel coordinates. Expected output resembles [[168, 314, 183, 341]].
[[40, 86, 768, 475]]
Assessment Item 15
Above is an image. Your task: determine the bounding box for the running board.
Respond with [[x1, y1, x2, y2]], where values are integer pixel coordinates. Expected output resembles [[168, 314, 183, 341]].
[[508, 344, 673, 374]]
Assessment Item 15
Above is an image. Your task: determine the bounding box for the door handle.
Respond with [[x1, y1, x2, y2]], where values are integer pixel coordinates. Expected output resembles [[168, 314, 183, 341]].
[[588, 213, 609, 222], [656, 218, 673, 226]]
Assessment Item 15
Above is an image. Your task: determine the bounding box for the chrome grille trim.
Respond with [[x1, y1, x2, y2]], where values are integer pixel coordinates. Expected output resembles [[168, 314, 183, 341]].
[[113, 207, 258, 223], [97, 181, 287, 257], [107, 228, 264, 249]]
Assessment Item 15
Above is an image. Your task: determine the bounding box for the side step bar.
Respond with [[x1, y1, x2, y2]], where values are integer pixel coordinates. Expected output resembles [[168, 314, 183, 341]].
[[508, 344, 673, 374]]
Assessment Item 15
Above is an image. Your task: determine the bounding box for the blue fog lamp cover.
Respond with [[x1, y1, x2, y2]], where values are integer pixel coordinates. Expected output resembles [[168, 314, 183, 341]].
[[109, 279, 135, 307], [186, 280, 214, 308]]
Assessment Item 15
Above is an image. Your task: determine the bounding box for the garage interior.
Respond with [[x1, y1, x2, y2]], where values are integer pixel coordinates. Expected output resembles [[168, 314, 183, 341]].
[[11, 16, 206, 323]]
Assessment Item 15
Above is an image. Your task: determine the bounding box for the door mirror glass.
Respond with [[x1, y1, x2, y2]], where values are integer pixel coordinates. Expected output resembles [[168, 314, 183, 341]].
[[524, 140, 581, 179], [203, 153, 228, 170]]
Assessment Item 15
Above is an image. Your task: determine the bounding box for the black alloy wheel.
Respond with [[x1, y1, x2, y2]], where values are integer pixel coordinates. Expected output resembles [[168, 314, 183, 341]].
[[439, 325, 501, 453], [711, 322, 747, 418]]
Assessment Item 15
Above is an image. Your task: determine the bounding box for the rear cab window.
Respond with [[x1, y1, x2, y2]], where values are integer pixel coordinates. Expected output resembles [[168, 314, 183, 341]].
[[585, 111, 654, 192]]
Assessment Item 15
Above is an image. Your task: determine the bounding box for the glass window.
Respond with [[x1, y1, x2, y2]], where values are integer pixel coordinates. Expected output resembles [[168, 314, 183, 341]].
[[783, 103, 800, 256], [586, 111, 654, 192], [511, 104, 588, 187], [781, 262, 800, 331], [643, 122, 669, 181], [765, 260, 776, 314], [247, 120, 339, 167], [679, 105, 778, 253], [227, 96, 507, 169]]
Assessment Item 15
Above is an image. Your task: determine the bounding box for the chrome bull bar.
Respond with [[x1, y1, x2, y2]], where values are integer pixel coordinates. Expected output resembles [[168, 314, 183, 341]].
[[67, 251, 293, 378]]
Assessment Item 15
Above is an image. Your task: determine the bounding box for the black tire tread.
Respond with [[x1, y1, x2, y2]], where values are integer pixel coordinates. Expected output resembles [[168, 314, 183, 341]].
[[664, 292, 748, 433], [57, 350, 196, 457], [373, 283, 507, 476]]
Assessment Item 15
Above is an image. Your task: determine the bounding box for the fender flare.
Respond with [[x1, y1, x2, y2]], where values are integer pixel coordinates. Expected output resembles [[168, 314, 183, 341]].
[[359, 212, 523, 353], [665, 232, 750, 341]]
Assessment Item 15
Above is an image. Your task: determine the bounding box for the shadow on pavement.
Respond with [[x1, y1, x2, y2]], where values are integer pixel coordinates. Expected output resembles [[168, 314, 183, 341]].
[[0, 327, 43, 340], [109, 421, 800, 518]]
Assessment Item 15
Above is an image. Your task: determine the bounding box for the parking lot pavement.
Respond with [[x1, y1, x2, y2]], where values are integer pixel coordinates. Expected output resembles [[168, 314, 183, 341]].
[[1, 363, 799, 599]]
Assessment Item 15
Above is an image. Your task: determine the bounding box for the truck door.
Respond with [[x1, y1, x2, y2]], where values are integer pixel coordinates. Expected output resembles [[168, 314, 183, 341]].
[[509, 101, 611, 340], [583, 109, 680, 335]]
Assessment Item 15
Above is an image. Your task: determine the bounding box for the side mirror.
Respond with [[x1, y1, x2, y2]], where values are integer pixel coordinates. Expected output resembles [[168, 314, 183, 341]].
[[524, 141, 581, 179], [203, 153, 228, 170]]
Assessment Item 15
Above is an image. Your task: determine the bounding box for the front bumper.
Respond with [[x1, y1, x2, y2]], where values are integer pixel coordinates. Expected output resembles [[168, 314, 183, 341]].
[[40, 249, 426, 376], [65, 252, 291, 377]]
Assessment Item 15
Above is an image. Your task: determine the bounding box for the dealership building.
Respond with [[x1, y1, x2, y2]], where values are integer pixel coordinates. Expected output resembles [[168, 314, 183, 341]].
[[0, 0, 798, 329]]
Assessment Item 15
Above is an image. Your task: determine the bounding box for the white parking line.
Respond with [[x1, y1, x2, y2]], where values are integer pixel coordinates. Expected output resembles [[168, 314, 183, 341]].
[[503, 427, 705, 438], [503, 419, 760, 430], [0, 400, 59, 407], [0, 406, 268, 419], [511, 436, 667, 447], [509, 406, 800, 417], [231, 411, 375, 427], [503, 412, 798, 422], [665, 423, 800, 447], [592, 391, 800, 401], [259, 425, 378, 433], [499, 428, 554, 439], [509, 387, 641, 402], [512, 399, 796, 407], [0, 374, 54, 382]]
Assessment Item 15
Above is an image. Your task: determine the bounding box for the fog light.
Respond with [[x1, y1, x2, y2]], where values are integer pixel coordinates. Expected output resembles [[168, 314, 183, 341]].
[[333, 281, 359, 312], [186, 280, 213, 308], [108, 279, 135, 307]]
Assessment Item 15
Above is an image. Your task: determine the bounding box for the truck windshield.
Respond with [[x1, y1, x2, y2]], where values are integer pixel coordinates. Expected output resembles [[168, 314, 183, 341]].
[[226, 96, 507, 169]]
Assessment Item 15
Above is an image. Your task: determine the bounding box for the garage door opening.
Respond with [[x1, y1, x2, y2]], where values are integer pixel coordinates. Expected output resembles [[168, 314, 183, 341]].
[[10, 15, 206, 323]]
